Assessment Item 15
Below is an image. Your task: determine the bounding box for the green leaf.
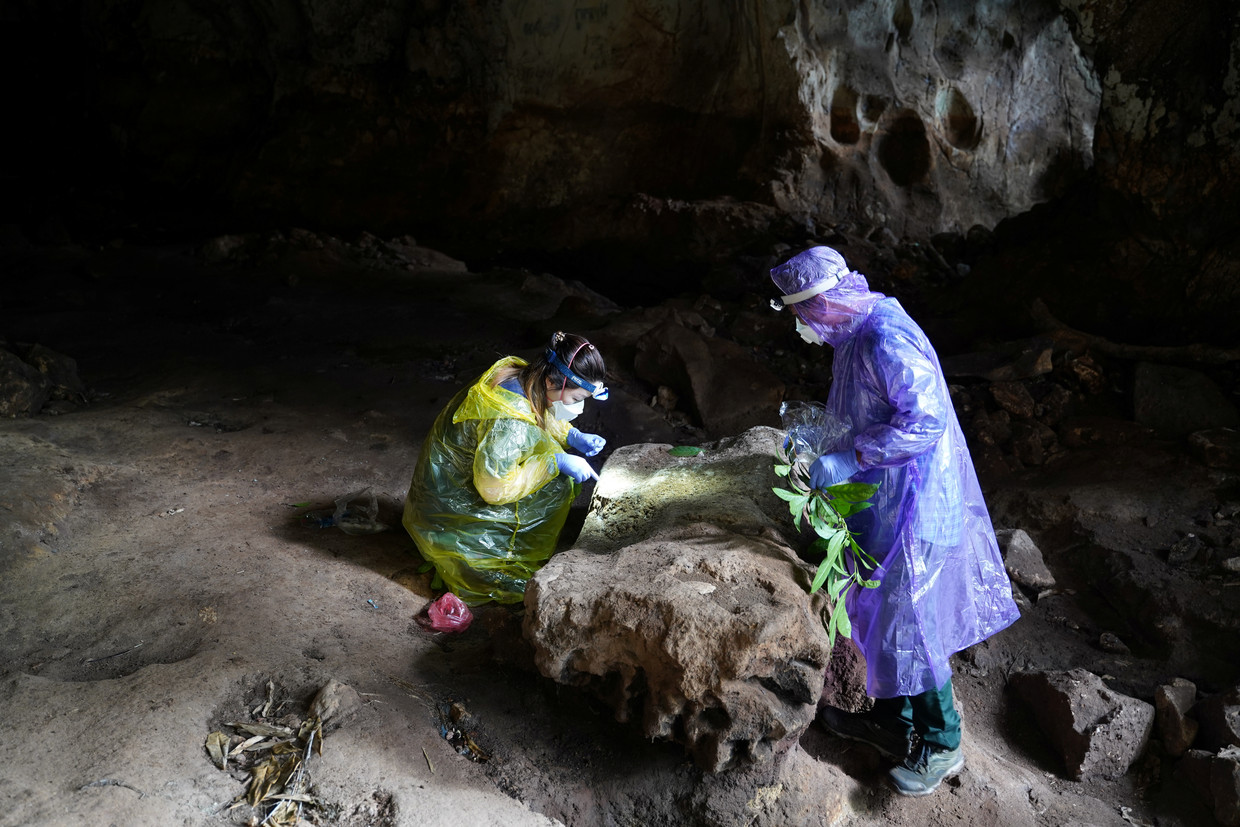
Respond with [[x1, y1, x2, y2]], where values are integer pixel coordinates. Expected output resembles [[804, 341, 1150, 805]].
[[825, 482, 881, 502], [669, 445, 703, 457], [810, 558, 831, 594], [816, 530, 849, 566], [826, 604, 842, 647], [832, 500, 873, 518], [811, 520, 835, 541], [772, 447, 882, 652], [771, 487, 800, 502], [849, 538, 880, 568], [784, 494, 810, 518], [836, 608, 852, 639], [828, 575, 850, 601], [417, 562, 434, 573]]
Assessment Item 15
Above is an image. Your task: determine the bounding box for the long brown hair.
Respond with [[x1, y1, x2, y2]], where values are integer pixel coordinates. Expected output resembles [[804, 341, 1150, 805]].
[[496, 332, 606, 428]]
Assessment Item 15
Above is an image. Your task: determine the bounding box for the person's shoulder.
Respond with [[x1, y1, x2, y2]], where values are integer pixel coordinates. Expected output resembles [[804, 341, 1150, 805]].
[[861, 300, 935, 361], [870, 299, 928, 338]]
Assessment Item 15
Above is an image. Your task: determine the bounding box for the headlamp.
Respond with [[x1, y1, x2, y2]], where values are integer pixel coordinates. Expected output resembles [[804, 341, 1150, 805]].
[[768, 271, 843, 311], [545, 348, 608, 400]]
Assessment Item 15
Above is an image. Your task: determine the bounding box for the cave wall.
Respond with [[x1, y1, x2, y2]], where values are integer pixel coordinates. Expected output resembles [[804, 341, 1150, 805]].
[[5, 0, 1239, 329], [1054, 0, 1240, 339], [770, 0, 1100, 240], [10, 1, 1100, 245]]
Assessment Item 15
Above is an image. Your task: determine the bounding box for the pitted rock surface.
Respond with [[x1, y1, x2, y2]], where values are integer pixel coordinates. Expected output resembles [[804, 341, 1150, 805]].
[[523, 427, 858, 772]]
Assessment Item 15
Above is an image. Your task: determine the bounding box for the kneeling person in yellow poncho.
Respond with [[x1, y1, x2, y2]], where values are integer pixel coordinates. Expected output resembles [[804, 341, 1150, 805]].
[[402, 332, 608, 605]]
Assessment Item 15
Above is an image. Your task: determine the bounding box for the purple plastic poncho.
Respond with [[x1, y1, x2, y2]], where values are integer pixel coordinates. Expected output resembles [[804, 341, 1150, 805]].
[[772, 247, 1020, 698]]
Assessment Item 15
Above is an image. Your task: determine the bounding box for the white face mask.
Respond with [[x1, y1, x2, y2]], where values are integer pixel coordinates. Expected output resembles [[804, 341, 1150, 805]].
[[796, 318, 825, 345], [552, 399, 585, 421]]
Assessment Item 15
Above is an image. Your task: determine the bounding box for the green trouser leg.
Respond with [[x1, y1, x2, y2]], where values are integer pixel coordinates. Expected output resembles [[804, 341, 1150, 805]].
[[872, 678, 961, 751]]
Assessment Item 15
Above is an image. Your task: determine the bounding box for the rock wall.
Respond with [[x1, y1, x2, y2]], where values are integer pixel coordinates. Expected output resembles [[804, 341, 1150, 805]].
[[11, 1, 1239, 331], [20, 1, 1100, 249], [770, 0, 1100, 239]]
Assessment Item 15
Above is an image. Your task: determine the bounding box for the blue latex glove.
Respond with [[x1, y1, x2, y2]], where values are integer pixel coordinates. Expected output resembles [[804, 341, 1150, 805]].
[[810, 449, 861, 490], [555, 453, 598, 482], [567, 428, 607, 457]]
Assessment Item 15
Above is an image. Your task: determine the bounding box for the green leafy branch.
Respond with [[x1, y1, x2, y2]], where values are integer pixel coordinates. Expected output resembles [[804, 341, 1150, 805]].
[[772, 442, 881, 648]]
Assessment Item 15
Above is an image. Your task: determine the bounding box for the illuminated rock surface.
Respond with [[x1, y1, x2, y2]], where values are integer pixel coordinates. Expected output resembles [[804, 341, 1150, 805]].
[[524, 427, 865, 771]]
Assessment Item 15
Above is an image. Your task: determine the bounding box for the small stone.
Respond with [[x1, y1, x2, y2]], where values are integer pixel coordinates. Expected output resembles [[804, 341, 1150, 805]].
[[308, 678, 363, 730], [1099, 632, 1130, 654], [1168, 535, 1204, 566], [995, 528, 1056, 591]]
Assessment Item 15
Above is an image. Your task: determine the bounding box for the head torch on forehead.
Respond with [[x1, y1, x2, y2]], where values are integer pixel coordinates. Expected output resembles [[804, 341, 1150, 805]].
[[545, 348, 609, 400], [768, 272, 842, 311]]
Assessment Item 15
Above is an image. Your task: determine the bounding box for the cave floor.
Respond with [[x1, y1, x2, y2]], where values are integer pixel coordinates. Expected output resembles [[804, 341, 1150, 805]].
[[0, 237, 1230, 827]]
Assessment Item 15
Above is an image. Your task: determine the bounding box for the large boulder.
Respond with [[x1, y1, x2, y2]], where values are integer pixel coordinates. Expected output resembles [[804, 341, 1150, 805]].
[[0, 350, 51, 418], [633, 322, 785, 438], [1133, 363, 1240, 439], [523, 427, 863, 771], [1009, 668, 1155, 781]]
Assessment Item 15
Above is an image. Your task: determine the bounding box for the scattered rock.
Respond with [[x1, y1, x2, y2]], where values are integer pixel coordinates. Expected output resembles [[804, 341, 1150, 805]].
[[1167, 534, 1204, 567], [1215, 747, 1240, 827], [1133, 363, 1240, 440], [0, 349, 53, 417], [23, 345, 87, 403], [990, 381, 1038, 419], [971, 408, 1012, 447], [1195, 685, 1240, 752], [1155, 678, 1199, 757], [1009, 420, 1059, 466], [940, 339, 1054, 382], [1098, 632, 1130, 655], [1009, 668, 1154, 781], [1066, 354, 1108, 394], [995, 528, 1056, 591], [1189, 428, 1240, 471], [1036, 383, 1074, 427], [1177, 749, 1217, 801]]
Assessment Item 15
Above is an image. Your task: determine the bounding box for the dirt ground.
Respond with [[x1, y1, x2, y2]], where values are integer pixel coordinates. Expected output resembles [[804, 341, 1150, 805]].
[[0, 235, 1233, 827]]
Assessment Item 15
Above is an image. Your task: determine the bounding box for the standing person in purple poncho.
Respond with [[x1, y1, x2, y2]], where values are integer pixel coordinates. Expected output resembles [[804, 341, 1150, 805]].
[[769, 246, 1020, 796]]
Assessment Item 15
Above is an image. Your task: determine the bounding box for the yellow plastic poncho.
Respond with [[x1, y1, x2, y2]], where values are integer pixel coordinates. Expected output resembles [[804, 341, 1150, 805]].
[[402, 357, 577, 605]]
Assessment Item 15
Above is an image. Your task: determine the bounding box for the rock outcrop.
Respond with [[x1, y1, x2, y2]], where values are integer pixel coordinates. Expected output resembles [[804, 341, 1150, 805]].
[[523, 427, 861, 772]]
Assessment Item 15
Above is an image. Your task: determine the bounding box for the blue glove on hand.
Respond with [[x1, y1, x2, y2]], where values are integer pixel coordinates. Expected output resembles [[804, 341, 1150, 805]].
[[810, 449, 861, 490], [555, 452, 598, 482], [567, 428, 607, 457]]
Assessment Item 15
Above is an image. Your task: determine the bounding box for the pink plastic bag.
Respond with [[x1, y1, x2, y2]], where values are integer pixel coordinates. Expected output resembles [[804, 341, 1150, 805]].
[[419, 593, 473, 633]]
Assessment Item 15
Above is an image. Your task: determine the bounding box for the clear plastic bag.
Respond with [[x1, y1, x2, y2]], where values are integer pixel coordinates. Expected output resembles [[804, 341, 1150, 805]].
[[779, 401, 851, 465], [333, 487, 389, 535]]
